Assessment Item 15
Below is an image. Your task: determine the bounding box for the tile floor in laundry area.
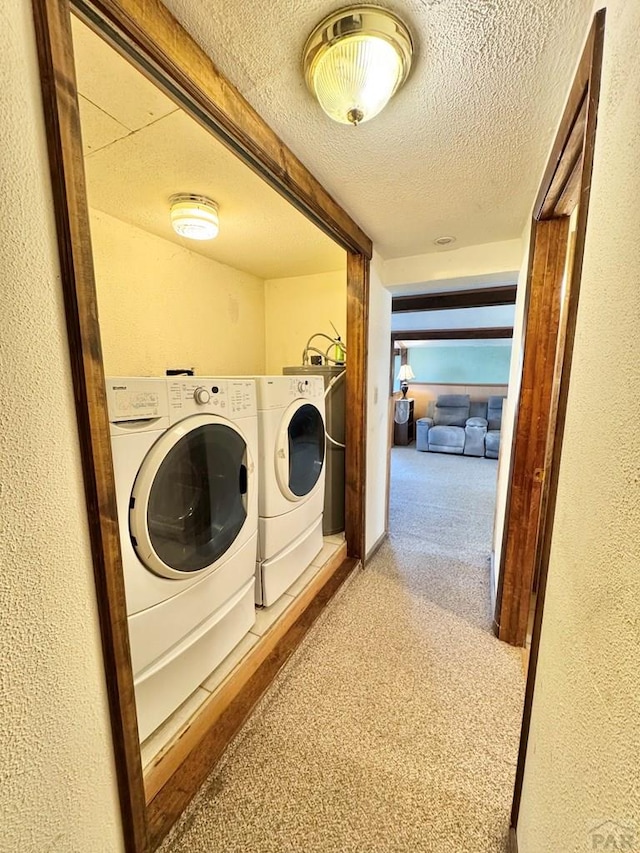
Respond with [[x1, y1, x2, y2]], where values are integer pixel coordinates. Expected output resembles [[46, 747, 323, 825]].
[[141, 534, 345, 770]]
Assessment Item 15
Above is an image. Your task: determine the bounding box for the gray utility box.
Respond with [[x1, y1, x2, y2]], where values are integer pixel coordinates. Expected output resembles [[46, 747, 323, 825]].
[[283, 365, 345, 536]]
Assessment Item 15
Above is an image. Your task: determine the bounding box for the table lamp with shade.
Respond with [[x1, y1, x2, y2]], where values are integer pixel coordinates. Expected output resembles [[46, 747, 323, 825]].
[[397, 364, 415, 398]]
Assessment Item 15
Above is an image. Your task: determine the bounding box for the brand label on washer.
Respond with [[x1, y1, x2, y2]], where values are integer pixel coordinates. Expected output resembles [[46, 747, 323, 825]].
[[110, 389, 160, 420]]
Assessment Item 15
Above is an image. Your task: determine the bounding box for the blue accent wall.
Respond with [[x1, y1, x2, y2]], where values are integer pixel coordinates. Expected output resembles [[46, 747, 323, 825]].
[[408, 345, 512, 384]]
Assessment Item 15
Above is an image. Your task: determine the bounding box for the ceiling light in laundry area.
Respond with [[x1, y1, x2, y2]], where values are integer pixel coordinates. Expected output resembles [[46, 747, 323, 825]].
[[170, 194, 219, 240], [303, 5, 414, 127]]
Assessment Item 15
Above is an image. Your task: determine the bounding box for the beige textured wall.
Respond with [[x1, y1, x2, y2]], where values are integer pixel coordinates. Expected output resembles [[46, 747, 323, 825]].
[[0, 3, 123, 850], [264, 268, 346, 374], [382, 238, 522, 291], [90, 209, 266, 377], [518, 2, 640, 850], [365, 254, 392, 555]]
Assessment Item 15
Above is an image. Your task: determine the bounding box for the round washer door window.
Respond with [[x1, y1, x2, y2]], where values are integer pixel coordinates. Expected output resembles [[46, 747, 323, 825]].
[[275, 401, 325, 501], [130, 415, 249, 579]]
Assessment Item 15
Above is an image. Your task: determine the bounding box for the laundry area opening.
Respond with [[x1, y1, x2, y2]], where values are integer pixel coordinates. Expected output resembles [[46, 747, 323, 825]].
[[70, 9, 352, 797]]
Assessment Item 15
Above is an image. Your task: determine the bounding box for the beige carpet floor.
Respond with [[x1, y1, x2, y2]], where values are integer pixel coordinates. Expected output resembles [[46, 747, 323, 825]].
[[161, 448, 524, 853]]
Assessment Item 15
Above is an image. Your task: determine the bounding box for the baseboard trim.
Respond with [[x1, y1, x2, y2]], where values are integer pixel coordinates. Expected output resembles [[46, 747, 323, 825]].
[[509, 826, 519, 853], [365, 530, 388, 564], [146, 552, 359, 849], [491, 550, 501, 637], [490, 549, 497, 606]]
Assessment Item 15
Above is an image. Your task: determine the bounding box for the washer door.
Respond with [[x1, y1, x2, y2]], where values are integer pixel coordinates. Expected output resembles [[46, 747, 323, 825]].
[[275, 400, 325, 502], [130, 414, 249, 579]]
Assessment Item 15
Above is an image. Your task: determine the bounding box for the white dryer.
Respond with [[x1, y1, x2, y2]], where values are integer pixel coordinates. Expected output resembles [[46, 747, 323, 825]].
[[253, 375, 326, 606], [107, 376, 258, 741]]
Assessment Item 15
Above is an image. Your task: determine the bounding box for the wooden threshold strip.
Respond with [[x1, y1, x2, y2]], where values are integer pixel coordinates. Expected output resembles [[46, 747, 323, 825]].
[[146, 546, 358, 849]]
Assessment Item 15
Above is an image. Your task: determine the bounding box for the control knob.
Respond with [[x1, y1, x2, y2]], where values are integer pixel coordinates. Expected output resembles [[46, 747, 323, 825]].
[[194, 386, 210, 405]]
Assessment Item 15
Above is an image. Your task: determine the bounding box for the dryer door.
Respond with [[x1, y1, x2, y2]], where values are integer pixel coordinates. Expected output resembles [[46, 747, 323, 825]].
[[275, 400, 325, 502], [130, 414, 250, 579]]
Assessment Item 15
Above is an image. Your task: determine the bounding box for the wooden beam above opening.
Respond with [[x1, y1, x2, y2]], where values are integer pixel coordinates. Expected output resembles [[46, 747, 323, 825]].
[[391, 285, 517, 314], [391, 327, 513, 342]]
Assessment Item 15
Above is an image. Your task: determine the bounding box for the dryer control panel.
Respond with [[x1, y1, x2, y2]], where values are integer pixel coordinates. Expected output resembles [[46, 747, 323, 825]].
[[287, 376, 325, 399], [167, 378, 257, 422], [255, 375, 325, 409]]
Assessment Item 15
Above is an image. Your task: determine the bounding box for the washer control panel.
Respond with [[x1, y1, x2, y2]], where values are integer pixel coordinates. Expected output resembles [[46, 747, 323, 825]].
[[167, 378, 256, 422]]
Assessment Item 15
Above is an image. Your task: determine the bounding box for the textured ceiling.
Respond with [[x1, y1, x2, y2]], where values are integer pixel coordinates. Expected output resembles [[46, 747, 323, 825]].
[[161, 0, 594, 260], [71, 16, 344, 280]]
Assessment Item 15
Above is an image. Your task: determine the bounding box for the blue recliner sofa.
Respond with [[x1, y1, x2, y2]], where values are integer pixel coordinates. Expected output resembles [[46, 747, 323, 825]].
[[416, 394, 505, 458]]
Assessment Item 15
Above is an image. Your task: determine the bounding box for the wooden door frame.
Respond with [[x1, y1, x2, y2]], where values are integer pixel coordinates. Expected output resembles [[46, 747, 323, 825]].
[[32, 1, 371, 850], [506, 9, 605, 846], [494, 9, 605, 648]]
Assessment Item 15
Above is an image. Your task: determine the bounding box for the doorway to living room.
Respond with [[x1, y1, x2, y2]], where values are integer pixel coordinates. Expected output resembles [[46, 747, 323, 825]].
[[387, 287, 517, 636]]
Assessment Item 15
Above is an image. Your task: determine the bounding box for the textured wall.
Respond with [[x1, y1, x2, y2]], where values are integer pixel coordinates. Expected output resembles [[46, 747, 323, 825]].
[[383, 238, 523, 293], [365, 255, 392, 555], [518, 2, 640, 850], [0, 2, 123, 851], [264, 268, 346, 374], [90, 209, 266, 377], [408, 344, 512, 384]]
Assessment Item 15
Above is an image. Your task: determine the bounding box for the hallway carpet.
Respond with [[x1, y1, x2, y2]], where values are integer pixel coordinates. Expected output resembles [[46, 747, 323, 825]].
[[161, 449, 524, 853]]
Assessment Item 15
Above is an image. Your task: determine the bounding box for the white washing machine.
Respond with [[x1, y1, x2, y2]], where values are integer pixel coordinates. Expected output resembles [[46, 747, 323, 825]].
[[253, 375, 326, 606], [107, 376, 258, 741]]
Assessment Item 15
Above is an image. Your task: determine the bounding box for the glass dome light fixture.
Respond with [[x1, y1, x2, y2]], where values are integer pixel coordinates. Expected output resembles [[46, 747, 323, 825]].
[[169, 193, 219, 240], [303, 5, 414, 127]]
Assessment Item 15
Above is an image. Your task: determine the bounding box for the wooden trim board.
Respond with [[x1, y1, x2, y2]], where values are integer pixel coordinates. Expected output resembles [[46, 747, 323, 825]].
[[391, 285, 517, 314], [31, 2, 149, 849], [147, 552, 359, 849], [508, 6, 605, 834], [391, 327, 513, 342], [346, 252, 370, 561], [495, 217, 570, 646]]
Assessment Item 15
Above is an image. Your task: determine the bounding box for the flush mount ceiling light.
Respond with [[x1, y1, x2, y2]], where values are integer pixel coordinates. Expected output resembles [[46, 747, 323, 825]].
[[303, 5, 414, 127], [434, 235, 456, 246], [169, 194, 219, 240]]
